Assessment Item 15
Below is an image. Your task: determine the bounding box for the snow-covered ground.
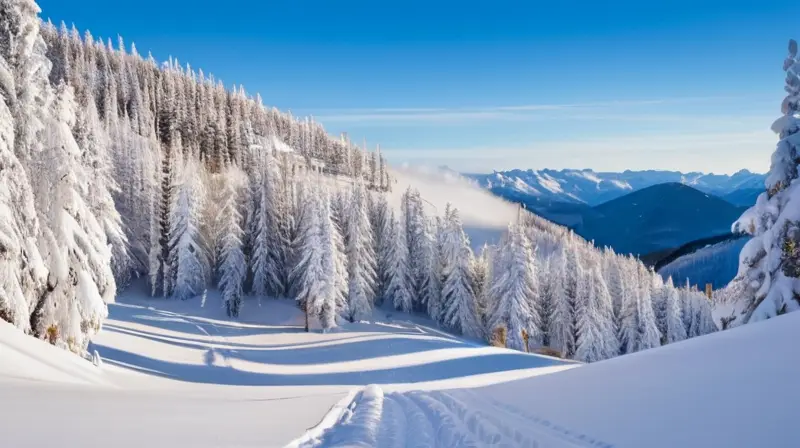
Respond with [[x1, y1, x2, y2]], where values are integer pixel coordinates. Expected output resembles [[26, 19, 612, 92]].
[[0, 282, 574, 448], [311, 311, 800, 448], [3, 280, 799, 447]]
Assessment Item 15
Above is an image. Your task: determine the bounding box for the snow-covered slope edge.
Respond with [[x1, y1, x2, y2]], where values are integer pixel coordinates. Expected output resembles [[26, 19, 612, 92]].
[[0, 320, 110, 387], [311, 311, 800, 448]]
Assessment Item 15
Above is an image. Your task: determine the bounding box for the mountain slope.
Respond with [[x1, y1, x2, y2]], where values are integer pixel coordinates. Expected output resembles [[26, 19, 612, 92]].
[[723, 188, 763, 206], [658, 234, 749, 289], [466, 168, 765, 207], [1, 284, 576, 448], [307, 311, 800, 448], [579, 183, 744, 255]]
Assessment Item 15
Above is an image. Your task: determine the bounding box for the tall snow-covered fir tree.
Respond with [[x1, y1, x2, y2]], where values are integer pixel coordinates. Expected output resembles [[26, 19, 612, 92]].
[[487, 223, 540, 350], [217, 168, 246, 317], [250, 144, 287, 298], [0, 52, 46, 332], [344, 181, 377, 322], [30, 84, 112, 353], [317, 188, 348, 330], [546, 247, 573, 356], [440, 208, 481, 338], [168, 158, 209, 300], [385, 210, 413, 313], [726, 38, 800, 326], [662, 277, 687, 344]]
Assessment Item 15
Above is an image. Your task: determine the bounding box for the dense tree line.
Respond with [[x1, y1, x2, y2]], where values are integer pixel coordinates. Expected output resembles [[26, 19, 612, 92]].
[[0, 0, 717, 363]]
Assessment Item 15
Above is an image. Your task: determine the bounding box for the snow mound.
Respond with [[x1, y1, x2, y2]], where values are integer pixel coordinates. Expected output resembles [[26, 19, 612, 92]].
[[310, 312, 800, 447], [0, 320, 109, 387]]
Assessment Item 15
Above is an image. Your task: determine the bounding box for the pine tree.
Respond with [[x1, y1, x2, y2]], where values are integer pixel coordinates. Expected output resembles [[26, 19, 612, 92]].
[[168, 158, 209, 300], [488, 224, 539, 350], [729, 39, 800, 325], [250, 146, 286, 298], [31, 84, 112, 353], [345, 181, 377, 322], [662, 277, 687, 344], [619, 265, 661, 354], [217, 168, 246, 317], [547, 247, 574, 357], [574, 263, 618, 362], [318, 188, 347, 329], [372, 194, 392, 303], [0, 53, 46, 332], [385, 211, 413, 313], [440, 208, 481, 338]]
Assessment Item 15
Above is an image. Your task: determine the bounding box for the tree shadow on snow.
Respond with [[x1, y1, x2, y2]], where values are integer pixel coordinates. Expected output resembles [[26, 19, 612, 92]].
[[95, 344, 573, 386], [101, 324, 470, 365]]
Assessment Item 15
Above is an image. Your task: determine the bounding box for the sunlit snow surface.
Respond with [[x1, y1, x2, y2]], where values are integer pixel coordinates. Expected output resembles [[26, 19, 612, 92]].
[[0, 282, 575, 448]]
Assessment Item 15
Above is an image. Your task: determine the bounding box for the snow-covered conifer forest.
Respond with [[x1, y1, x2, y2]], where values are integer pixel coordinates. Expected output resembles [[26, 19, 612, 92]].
[[0, 0, 720, 363]]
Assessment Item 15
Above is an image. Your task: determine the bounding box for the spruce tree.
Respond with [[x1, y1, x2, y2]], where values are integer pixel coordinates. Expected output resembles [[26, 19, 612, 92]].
[[441, 209, 481, 338], [487, 223, 539, 350], [729, 39, 800, 325], [217, 168, 246, 317]]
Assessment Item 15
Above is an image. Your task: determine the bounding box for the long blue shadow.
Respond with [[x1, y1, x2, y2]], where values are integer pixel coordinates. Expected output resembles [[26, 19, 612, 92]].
[[100, 325, 469, 365], [95, 344, 574, 386]]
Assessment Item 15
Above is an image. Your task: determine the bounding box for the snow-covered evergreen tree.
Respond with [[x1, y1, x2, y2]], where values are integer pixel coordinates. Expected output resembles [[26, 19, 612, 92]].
[[0, 54, 46, 331], [168, 158, 209, 300], [217, 168, 246, 317], [384, 211, 413, 313], [547, 247, 574, 357], [31, 84, 112, 353], [344, 181, 377, 322], [318, 188, 348, 329], [471, 244, 491, 328], [250, 145, 286, 298], [440, 208, 482, 338], [619, 265, 661, 354], [662, 277, 687, 344], [727, 39, 800, 326], [487, 223, 539, 350], [574, 262, 618, 363]]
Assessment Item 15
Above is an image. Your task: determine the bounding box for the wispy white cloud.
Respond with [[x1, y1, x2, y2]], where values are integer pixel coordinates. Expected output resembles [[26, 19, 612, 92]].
[[312, 95, 761, 124]]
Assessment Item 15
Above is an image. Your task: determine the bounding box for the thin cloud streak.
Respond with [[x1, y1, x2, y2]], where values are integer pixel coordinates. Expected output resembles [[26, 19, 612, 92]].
[[311, 95, 757, 123], [381, 130, 775, 174], [315, 96, 764, 122]]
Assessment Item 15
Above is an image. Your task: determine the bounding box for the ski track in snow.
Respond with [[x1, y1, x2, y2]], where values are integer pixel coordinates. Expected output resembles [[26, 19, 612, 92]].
[[311, 385, 611, 448]]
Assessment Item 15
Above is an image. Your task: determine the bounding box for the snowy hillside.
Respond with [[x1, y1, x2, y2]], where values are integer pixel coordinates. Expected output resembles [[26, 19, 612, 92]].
[[466, 168, 765, 206], [310, 311, 800, 448], [659, 236, 750, 289], [4, 284, 798, 448], [1, 286, 577, 448]]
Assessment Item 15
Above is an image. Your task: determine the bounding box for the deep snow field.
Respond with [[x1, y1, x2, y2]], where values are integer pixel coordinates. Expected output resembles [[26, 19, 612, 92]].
[[2, 280, 799, 448]]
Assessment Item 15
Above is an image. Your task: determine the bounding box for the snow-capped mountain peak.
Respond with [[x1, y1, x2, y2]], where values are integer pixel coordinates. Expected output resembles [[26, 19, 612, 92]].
[[465, 168, 765, 206]]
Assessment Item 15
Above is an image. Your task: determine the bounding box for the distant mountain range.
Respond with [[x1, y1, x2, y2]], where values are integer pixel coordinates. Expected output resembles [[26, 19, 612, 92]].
[[458, 168, 760, 256], [578, 183, 746, 256], [464, 168, 765, 207]]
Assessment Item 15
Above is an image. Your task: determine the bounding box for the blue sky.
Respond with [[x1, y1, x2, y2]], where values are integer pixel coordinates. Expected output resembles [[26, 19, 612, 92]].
[[38, 0, 791, 174]]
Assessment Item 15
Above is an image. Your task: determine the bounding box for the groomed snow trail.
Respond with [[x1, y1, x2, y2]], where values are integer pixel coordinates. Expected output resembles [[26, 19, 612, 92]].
[[309, 385, 607, 448]]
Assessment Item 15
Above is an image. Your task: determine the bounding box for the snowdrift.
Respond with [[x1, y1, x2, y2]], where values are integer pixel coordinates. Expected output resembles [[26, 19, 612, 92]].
[[311, 311, 800, 447]]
